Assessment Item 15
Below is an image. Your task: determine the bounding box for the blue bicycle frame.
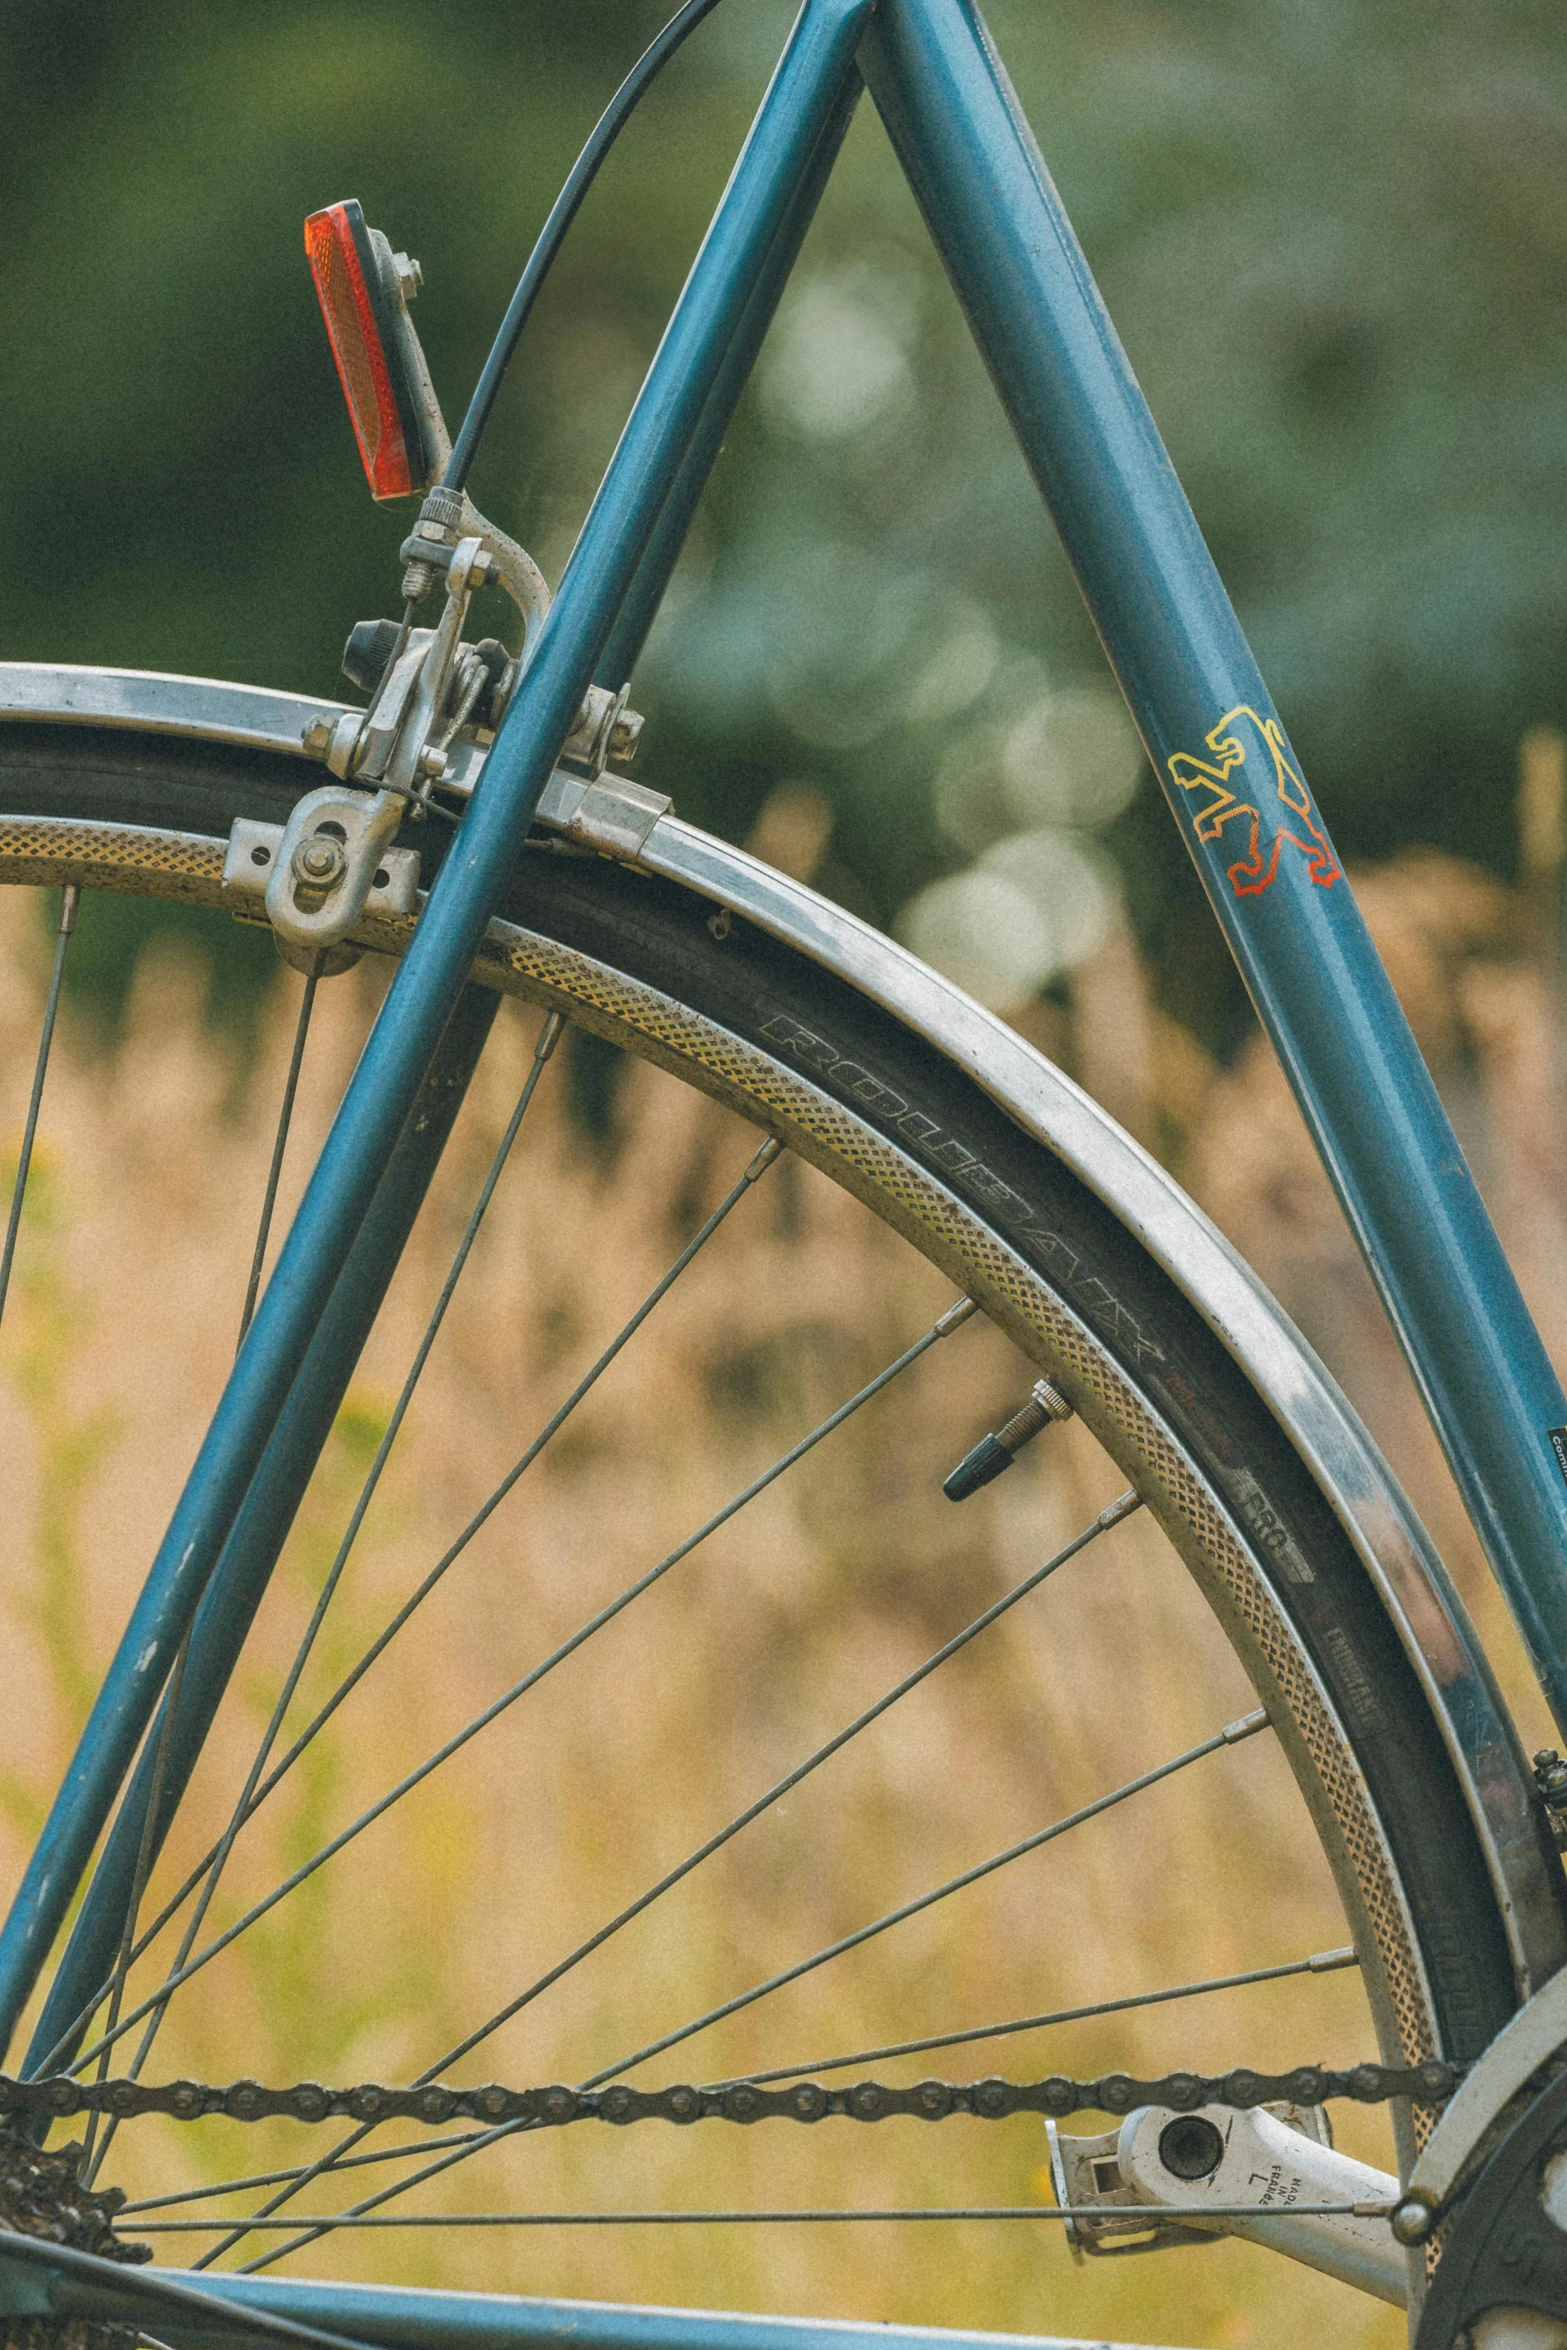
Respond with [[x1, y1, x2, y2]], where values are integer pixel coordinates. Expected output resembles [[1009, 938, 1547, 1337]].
[[4, 0, 1566, 2337]]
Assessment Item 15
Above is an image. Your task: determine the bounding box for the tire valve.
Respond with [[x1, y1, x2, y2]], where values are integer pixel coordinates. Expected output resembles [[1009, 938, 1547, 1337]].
[[942, 1378, 1074, 1502]]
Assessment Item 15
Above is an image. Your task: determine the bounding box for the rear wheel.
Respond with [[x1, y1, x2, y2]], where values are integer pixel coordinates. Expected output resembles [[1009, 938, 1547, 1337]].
[[0, 720, 1542, 2345]]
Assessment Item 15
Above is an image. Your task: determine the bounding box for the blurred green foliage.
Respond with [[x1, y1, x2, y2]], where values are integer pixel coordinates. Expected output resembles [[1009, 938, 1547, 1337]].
[[5, 0, 1566, 1049]]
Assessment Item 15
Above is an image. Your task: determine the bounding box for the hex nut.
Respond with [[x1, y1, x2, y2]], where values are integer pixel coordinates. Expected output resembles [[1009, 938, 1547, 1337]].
[[293, 836, 347, 888]]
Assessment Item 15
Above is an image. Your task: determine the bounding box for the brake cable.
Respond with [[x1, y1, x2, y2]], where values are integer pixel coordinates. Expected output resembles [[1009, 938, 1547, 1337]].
[[444, 0, 731, 492]]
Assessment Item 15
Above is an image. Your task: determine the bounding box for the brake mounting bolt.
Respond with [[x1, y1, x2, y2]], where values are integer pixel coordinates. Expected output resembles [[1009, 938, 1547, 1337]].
[[293, 836, 347, 888], [609, 706, 646, 764]]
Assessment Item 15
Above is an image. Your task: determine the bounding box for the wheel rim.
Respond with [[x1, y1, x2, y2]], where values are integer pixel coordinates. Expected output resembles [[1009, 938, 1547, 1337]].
[[0, 793, 1504, 2337]]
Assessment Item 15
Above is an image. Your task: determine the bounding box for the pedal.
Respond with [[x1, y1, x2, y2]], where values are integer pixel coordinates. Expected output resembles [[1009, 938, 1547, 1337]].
[[1048, 2099, 1405, 2304]]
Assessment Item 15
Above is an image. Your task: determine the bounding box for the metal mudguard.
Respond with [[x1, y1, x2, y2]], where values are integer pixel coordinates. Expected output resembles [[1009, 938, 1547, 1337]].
[[1, 659, 1562, 2002]]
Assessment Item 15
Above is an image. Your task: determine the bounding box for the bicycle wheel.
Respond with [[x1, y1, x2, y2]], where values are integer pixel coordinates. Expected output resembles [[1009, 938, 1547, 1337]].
[[0, 674, 1560, 2350]]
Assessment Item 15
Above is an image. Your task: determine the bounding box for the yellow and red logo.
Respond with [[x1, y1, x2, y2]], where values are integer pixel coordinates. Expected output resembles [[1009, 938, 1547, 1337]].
[[1168, 705, 1341, 898]]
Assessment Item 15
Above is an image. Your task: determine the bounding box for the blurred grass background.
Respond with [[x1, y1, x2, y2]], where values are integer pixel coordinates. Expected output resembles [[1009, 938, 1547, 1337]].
[[0, 888, 1418, 2350], [7, 4, 1567, 2345]]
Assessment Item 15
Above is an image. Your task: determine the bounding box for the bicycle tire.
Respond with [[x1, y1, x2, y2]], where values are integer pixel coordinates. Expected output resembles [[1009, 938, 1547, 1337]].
[[0, 701, 1560, 2339]]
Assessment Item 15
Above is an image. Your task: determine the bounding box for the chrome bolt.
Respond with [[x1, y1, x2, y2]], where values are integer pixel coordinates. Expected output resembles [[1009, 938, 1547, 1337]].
[[393, 251, 423, 302], [609, 705, 645, 764], [293, 835, 347, 888], [300, 715, 335, 759], [1390, 2193, 1436, 2246], [416, 746, 449, 781]]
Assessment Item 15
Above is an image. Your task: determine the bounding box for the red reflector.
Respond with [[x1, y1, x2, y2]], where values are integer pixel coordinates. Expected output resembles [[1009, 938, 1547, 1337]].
[[304, 199, 419, 501]]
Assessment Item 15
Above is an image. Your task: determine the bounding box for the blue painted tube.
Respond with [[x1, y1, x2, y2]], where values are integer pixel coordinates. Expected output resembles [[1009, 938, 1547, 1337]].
[[0, 2256, 1142, 2350], [0, 0, 873, 2054], [861, 0, 1567, 1730], [19, 988, 500, 2083]]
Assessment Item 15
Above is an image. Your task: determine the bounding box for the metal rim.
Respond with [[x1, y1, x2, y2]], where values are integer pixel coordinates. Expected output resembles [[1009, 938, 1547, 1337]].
[[0, 661, 1555, 2006]]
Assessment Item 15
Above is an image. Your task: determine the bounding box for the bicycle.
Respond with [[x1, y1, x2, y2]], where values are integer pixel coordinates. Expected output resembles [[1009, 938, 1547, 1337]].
[[0, 2, 1563, 2346]]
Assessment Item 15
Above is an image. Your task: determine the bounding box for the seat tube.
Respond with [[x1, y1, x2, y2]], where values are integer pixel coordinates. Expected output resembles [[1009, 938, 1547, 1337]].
[[862, 0, 1567, 1731]]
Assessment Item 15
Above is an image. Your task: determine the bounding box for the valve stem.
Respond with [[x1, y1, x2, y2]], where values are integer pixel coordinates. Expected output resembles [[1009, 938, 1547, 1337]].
[[943, 1378, 1074, 1502]]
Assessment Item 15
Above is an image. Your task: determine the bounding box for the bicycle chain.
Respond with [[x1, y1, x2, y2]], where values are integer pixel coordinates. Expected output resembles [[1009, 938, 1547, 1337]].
[[0, 2059, 1459, 2132]]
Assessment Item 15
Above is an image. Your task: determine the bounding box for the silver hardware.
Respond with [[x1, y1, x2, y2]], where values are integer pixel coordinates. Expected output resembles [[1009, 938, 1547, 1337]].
[[561, 680, 644, 779], [1391, 2188, 1438, 2246], [7, 662, 1564, 2019], [1045, 2117, 1213, 2260], [292, 834, 346, 890], [1222, 1706, 1269, 1742], [224, 817, 418, 916], [399, 488, 550, 650], [534, 767, 671, 860], [385, 540, 486, 802], [224, 808, 420, 973], [1050, 2100, 1406, 2304]]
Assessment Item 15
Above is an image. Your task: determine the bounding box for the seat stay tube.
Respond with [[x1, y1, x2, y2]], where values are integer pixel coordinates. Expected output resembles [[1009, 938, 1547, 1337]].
[[0, 0, 874, 2060], [862, 0, 1567, 1732]]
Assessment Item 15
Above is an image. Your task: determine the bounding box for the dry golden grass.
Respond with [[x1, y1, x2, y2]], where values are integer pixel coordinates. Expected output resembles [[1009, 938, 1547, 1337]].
[[7, 828, 1559, 2350]]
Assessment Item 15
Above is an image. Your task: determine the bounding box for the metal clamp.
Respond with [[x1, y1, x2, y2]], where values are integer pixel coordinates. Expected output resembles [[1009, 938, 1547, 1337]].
[[534, 767, 670, 860], [560, 680, 645, 778], [224, 806, 419, 973]]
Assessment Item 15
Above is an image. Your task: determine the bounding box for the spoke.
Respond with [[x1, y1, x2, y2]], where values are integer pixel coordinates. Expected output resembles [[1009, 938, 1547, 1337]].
[[231, 1702, 1267, 2273], [226, 2116, 527, 2272], [428, 1489, 1142, 2083], [705, 1945, 1361, 2085], [63, 1122, 786, 2066], [140, 2198, 1386, 2230], [118, 2133, 487, 2212], [60, 1012, 565, 2093], [78, 1632, 194, 2187], [579, 1709, 1273, 2093], [0, 883, 79, 1335], [206, 1300, 982, 2275], [202, 1130, 788, 1833], [71, 1292, 976, 2084], [238, 964, 322, 1345]]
